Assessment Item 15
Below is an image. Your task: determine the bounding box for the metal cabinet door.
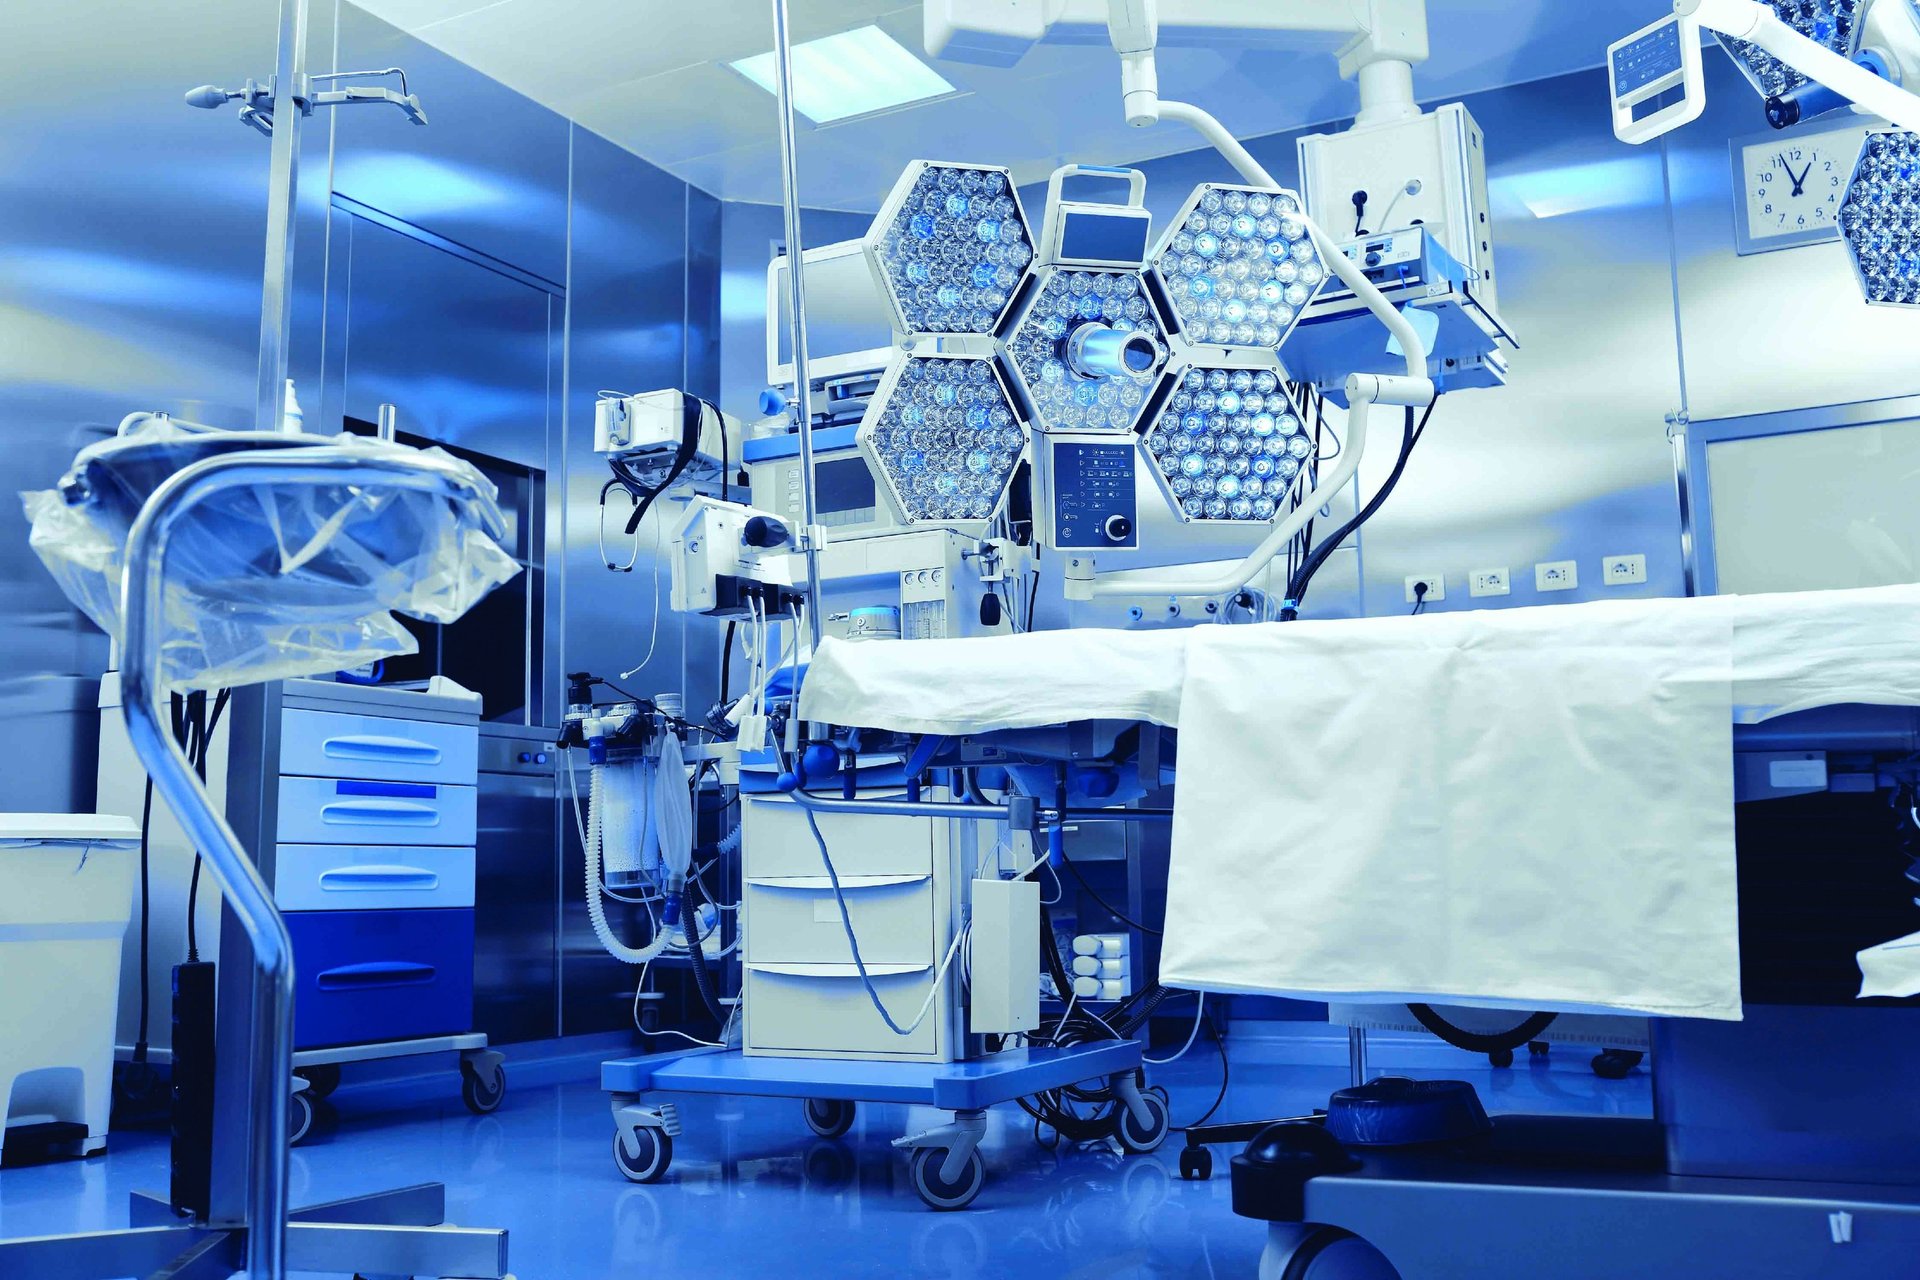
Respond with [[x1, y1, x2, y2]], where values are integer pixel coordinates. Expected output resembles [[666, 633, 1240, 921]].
[[474, 759, 559, 1044]]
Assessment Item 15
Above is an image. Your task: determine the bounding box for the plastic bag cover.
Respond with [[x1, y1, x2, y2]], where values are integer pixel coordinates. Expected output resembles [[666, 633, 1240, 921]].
[[22, 419, 520, 692]]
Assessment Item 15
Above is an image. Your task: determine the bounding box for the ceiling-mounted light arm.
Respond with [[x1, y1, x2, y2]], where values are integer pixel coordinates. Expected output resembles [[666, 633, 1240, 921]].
[[184, 66, 428, 135], [1685, 0, 1920, 131]]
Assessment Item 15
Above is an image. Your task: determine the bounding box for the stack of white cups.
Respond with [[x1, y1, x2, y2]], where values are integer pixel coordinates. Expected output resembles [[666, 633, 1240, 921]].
[[1069, 933, 1130, 1001]]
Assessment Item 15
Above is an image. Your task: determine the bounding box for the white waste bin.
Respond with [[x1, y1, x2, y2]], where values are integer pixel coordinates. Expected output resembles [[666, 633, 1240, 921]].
[[0, 813, 139, 1162]]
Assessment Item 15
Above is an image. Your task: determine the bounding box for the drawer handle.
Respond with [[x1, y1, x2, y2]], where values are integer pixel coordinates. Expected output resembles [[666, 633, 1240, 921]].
[[316, 961, 437, 990], [320, 800, 440, 827], [318, 865, 440, 892], [749, 962, 930, 979], [322, 734, 443, 765], [747, 874, 928, 891]]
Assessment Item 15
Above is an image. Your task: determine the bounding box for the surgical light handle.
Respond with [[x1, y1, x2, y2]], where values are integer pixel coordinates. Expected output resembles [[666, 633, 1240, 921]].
[[1681, 0, 1920, 133], [1082, 97, 1434, 601]]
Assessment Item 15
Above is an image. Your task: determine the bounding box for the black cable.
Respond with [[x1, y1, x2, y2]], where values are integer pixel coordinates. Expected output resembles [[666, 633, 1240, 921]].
[[1180, 1003, 1232, 1131], [1058, 851, 1163, 936], [134, 777, 154, 1061], [1406, 1003, 1559, 1055], [682, 883, 726, 1023], [1284, 401, 1436, 619], [622, 396, 704, 537], [714, 403, 730, 506], [719, 620, 737, 706]]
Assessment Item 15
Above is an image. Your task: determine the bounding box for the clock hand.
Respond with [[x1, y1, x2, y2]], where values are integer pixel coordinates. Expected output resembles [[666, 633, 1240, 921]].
[[1792, 160, 1814, 195]]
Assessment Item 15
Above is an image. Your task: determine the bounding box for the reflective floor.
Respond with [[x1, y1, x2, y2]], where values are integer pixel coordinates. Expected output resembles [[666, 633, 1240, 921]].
[[0, 1035, 1649, 1279]]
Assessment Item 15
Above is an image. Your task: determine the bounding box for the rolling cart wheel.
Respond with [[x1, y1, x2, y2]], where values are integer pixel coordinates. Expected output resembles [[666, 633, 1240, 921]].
[[1178, 1146, 1214, 1181], [1488, 1048, 1515, 1069], [461, 1062, 507, 1115], [288, 1092, 313, 1146], [1527, 1041, 1550, 1059], [1115, 1089, 1171, 1154], [803, 1097, 855, 1139], [910, 1146, 985, 1211], [297, 1063, 341, 1100], [613, 1126, 673, 1183]]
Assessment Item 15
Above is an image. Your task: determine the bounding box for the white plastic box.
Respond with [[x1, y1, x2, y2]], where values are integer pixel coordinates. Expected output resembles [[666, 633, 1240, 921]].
[[0, 813, 140, 1161]]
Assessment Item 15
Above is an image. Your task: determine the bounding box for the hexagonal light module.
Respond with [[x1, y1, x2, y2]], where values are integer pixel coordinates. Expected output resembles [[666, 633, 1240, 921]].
[[1840, 127, 1920, 307], [865, 161, 1036, 337], [1142, 364, 1314, 523], [1149, 184, 1326, 354], [1720, 0, 1858, 101], [1004, 267, 1171, 433], [858, 353, 1026, 527]]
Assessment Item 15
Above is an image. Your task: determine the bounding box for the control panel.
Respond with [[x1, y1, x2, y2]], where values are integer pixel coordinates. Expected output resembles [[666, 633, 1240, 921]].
[[1045, 437, 1137, 551]]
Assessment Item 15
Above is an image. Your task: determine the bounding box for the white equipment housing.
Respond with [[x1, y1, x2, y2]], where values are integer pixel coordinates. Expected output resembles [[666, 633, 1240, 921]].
[[1299, 101, 1500, 314], [594, 389, 739, 492], [667, 496, 799, 618]]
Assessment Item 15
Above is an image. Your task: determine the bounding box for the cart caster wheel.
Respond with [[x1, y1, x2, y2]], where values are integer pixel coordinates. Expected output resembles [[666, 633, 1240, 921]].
[[911, 1146, 985, 1211], [1488, 1048, 1515, 1069], [296, 1063, 341, 1100], [288, 1092, 313, 1146], [461, 1063, 506, 1115], [803, 1097, 855, 1139], [613, 1126, 673, 1183], [1527, 1041, 1550, 1058], [1116, 1088, 1171, 1154], [1178, 1146, 1214, 1181]]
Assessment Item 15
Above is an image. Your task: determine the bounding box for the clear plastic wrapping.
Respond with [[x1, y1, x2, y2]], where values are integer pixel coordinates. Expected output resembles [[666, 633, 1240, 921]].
[[22, 418, 520, 692]]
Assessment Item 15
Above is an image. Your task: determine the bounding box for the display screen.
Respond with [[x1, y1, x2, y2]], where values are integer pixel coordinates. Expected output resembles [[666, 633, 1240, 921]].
[[814, 455, 877, 523], [1060, 210, 1152, 265], [1613, 20, 1683, 98], [771, 248, 895, 374]]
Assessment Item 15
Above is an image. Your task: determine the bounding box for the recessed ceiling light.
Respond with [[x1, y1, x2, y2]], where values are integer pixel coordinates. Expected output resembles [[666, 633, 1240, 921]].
[[730, 25, 958, 125]]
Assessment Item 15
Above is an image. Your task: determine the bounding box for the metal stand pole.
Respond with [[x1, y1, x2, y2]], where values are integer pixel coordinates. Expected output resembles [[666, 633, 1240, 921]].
[[1348, 1026, 1370, 1088], [256, 0, 309, 431], [769, 0, 824, 656]]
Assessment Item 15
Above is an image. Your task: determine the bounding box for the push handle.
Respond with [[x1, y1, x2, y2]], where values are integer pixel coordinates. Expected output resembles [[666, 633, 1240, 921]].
[[1047, 163, 1147, 212], [322, 733, 442, 765], [316, 961, 436, 989], [318, 864, 440, 892]]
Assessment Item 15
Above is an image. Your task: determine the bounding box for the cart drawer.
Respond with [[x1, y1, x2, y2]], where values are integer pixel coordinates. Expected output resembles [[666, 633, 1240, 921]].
[[277, 777, 476, 846], [744, 874, 934, 967], [286, 908, 474, 1050], [744, 963, 941, 1058], [280, 708, 477, 784], [275, 845, 475, 912], [741, 795, 934, 880]]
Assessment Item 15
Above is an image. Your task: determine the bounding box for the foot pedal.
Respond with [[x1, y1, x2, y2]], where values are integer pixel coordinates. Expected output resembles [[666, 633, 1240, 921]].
[[658, 1103, 683, 1137]]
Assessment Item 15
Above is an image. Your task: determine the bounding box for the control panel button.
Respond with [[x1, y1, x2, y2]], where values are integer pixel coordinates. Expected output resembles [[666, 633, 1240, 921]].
[[1103, 514, 1133, 544]]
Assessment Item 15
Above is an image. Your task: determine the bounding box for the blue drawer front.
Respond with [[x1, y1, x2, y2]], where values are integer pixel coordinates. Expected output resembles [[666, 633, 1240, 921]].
[[277, 777, 477, 846], [286, 908, 474, 1049], [280, 707, 478, 785]]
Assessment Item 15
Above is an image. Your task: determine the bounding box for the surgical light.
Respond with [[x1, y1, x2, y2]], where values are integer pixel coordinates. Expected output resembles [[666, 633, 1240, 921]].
[[865, 161, 1035, 336], [1004, 267, 1170, 433], [1839, 126, 1920, 306], [857, 353, 1027, 526], [1141, 364, 1312, 523], [730, 25, 957, 125], [1148, 184, 1326, 356], [1720, 0, 1861, 100]]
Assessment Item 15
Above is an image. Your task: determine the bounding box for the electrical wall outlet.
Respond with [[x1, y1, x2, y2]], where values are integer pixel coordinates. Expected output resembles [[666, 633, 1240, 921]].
[[1404, 573, 1446, 604], [1602, 553, 1647, 586], [1535, 560, 1579, 592], [1468, 567, 1511, 597]]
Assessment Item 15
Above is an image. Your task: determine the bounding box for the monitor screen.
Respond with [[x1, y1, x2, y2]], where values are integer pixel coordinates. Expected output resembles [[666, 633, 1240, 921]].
[[771, 244, 896, 381]]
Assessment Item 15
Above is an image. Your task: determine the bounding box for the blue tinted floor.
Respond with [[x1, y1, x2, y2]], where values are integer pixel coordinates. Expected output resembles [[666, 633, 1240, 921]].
[[0, 1038, 1648, 1279]]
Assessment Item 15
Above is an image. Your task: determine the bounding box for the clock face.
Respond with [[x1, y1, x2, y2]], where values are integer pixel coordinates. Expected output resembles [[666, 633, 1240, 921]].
[[1744, 139, 1845, 238]]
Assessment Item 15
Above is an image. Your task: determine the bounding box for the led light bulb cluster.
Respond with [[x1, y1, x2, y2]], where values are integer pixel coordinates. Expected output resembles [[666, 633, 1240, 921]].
[[1723, 0, 1859, 99], [1142, 365, 1312, 522], [858, 355, 1026, 525], [1840, 128, 1920, 307], [1149, 184, 1325, 355], [1004, 268, 1169, 433], [869, 162, 1035, 336]]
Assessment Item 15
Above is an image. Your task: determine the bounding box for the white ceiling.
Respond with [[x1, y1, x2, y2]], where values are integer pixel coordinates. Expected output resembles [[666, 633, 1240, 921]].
[[350, 0, 1658, 211]]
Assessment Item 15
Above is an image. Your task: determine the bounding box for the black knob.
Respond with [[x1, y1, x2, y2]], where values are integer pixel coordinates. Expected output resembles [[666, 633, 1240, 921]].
[[742, 515, 791, 549], [1365, 251, 1382, 268], [1103, 514, 1132, 543]]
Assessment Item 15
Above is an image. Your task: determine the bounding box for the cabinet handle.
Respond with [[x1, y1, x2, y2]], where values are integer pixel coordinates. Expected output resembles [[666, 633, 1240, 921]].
[[322, 734, 442, 764], [316, 961, 436, 989], [320, 800, 439, 827], [318, 865, 439, 892]]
